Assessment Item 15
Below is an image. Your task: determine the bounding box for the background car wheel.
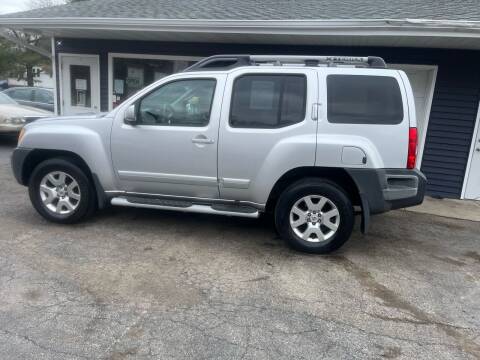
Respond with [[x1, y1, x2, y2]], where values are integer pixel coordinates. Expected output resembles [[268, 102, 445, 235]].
[[275, 178, 354, 254], [28, 158, 96, 224]]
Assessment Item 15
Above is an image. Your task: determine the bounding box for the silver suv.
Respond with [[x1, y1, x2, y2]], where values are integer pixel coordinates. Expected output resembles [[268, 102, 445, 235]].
[[11, 55, 426, 253]]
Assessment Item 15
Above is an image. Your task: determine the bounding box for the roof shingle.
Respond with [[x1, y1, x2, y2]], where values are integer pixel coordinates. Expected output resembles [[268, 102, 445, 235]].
[[2, 0, 479, 21]]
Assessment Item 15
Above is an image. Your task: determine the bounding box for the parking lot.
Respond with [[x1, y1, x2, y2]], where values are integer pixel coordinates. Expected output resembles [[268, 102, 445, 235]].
[[0, 136, 479, 360]]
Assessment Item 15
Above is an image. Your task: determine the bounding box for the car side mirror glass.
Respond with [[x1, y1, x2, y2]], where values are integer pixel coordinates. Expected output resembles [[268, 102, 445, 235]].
[[124, 104, 137, 125]]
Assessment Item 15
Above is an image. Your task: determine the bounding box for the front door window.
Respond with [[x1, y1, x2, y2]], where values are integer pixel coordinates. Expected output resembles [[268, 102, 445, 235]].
[[137, 79, 216, 126], [70, 65, 91, 107]]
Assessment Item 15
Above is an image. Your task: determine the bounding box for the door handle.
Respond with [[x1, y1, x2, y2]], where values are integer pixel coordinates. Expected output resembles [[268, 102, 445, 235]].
[[192, 136, 215, 144], [311, 103, 321, 121]]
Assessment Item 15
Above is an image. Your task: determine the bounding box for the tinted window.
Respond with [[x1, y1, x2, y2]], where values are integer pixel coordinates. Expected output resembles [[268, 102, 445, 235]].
[[7, 88, 33, 101], [230, 74, 306, 128], [34, 89, 53, 103], [138, 79, 216, 126], [0, 92, 18, 105], [327, 75, 403, 125]]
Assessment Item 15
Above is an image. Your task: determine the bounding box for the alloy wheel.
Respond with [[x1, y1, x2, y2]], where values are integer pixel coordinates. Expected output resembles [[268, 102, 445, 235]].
[[289, 195, 340, 242], [39, 171, 81, 215]]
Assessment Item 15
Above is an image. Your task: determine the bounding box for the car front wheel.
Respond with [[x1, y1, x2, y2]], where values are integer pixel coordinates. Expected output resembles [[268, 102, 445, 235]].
[[28, 158, 96, 223]]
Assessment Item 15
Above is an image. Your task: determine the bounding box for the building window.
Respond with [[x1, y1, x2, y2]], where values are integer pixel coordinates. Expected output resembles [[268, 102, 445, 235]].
[[111, 56, 197, 108], [70, 65, 91, 107]]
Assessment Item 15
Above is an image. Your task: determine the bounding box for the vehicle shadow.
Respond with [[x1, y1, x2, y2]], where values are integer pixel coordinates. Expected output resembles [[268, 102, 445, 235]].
[[90, 204, 366, 257], [0, 134, 18, 148]]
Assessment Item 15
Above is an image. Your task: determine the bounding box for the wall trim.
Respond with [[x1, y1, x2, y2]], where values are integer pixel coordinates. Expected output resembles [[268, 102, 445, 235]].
[[461, 100, 480, 199], [51, 36, 58, 115]]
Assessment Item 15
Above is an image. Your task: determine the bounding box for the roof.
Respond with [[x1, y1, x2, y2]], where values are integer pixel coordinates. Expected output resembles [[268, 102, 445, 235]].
[[1, 0, 479, 21], [1, 0, 480, 50]]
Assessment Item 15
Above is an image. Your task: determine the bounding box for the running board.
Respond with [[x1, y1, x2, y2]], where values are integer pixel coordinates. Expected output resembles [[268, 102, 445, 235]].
[[110, 197, 260, 218]]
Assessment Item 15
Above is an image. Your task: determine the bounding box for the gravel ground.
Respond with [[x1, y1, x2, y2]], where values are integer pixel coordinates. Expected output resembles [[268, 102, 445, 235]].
[[0, 136, 479, 359]]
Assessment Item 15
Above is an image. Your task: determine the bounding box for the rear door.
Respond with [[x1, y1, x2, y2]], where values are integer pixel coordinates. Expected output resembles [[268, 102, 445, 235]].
[[317, 68, 410, 169], [218, 68, 319, 204]]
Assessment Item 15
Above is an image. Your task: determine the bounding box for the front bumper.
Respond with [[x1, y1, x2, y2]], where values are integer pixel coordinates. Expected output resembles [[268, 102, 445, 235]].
[[346, 168, 427, 214], [11, 147, 33, 185], [0, 124, 23, 133]]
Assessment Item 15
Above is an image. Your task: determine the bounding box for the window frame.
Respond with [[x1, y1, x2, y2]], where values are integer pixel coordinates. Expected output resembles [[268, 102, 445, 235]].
[[134, 77, 218, 127], [229, 73, 308, 129], [326, 74, 404, 125]]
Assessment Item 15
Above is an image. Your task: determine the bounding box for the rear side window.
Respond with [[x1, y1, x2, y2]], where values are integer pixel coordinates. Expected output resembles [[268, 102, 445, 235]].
[[327, 75, 403, 125], [230, 74, 306, 128], [8, 88, 33, 101]]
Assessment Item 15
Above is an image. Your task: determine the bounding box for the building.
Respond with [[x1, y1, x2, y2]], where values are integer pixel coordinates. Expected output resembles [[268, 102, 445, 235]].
[[0, 0, 479, 200]]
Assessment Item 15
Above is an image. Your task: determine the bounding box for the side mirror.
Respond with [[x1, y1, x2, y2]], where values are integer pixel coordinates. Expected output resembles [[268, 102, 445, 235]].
[[124, 104, 137, 125]]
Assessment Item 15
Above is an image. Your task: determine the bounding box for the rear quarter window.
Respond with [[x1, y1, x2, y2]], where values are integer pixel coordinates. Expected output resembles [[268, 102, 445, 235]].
[[327, 75, 403, 125]]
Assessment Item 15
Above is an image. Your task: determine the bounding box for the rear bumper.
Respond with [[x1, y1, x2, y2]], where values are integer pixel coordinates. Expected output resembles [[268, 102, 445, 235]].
[[11, 147, 32, 185], [346, 168, 427, 214]]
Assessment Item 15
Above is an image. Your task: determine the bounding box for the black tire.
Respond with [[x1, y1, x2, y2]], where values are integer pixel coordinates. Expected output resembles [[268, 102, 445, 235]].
[[274, 178, 354, 254], [28, 158, 96, 224]]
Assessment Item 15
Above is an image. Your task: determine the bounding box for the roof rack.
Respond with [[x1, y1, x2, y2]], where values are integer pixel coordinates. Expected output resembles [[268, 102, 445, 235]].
[[184, 55, 387, 72]]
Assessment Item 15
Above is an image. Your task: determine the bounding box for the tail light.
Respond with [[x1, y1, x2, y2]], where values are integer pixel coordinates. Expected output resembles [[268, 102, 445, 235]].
[[407, 127, 418, 169]]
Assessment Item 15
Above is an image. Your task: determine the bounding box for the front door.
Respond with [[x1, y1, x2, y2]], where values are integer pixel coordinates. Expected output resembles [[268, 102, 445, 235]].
[[60, 54, 100, 115], [464, 120, 480, 199], [111, 74, 226, 199]]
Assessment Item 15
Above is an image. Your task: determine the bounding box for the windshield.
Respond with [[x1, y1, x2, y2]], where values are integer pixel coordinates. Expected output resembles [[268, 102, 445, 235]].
[[0, 92, 18, 105]]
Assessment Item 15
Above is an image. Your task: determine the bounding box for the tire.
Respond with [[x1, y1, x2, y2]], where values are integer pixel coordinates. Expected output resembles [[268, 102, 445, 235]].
[[274, 178, 354, 254], [28, 158, 96, 224]]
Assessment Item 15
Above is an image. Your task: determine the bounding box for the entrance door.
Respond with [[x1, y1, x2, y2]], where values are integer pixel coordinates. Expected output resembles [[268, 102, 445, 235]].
[[464, 119, 480, 199], [60, 54, 100, 115]]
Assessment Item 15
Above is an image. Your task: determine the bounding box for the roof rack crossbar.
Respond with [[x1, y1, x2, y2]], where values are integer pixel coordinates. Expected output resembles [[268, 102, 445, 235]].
[[184, 55, 387, 72]]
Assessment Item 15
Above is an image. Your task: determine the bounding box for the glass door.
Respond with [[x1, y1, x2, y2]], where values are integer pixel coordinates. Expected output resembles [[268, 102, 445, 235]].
[[60, 54, 100, 115]]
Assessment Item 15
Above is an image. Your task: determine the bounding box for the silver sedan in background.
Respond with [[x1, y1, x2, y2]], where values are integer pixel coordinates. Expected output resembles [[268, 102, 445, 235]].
[[0, 92, 52, 134]]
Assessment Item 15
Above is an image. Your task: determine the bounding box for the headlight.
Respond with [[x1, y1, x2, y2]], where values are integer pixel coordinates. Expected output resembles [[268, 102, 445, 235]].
[[4, 117, 26, 125]]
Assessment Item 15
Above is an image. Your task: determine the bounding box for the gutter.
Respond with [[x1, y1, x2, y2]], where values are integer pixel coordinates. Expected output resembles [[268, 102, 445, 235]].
[[1, 18, 480, 39]]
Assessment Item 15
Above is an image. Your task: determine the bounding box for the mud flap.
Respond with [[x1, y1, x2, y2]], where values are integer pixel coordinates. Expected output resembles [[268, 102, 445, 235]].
[[360, 194, 370, 234], [92, 173, 107, 209]]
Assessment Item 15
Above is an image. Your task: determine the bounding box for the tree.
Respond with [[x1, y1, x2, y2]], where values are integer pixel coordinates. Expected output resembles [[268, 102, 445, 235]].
[[28, 0, 65, 9], [0, 33, 51, 86], [0, 0, 86, 85]]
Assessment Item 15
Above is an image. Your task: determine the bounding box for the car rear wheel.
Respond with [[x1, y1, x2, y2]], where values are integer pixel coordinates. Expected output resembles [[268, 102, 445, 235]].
[[28, 158, 96, 223], [275, 178, 354, 253]]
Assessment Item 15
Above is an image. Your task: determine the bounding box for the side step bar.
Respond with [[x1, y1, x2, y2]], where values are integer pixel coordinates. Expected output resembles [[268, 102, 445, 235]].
[[110, 197, 260, 218]]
